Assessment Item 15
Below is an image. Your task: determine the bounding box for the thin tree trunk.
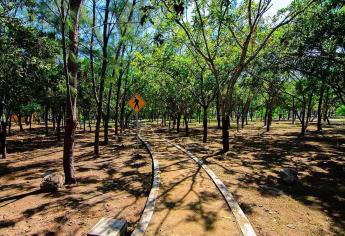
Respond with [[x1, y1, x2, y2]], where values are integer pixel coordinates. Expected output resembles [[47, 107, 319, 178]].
[[0, 121, 6, 159], [57, 114, 62, 141], [29, 114, 32, 131], [317, 82, 325, 131], [104, 83, 113, 144], [62, 0, 82, 184], [221, 112, 229, 152], [45, 104, 49, 135], [8, 115, 11, 135], [18, 113, 24, 131], [184, 111, 189, 136], [292, 97, 296, 124], [94, 0, 111, 155], [202, 106, 208, 143], [177, 112, 181, 133], [216, 95, 221, 129], [300, 106, 306, 136]]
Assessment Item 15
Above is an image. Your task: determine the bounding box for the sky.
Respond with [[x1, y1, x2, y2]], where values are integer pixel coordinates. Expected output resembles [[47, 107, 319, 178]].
[[265, 0, 294, 17]]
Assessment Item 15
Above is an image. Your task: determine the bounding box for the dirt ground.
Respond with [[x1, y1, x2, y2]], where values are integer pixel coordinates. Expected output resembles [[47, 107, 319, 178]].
[[0, 125, 152, 236], [152, 120, 345, 236]]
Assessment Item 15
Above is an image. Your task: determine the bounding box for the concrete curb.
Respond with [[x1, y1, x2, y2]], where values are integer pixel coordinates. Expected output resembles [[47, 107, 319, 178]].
[[131, 134, 160, 236]]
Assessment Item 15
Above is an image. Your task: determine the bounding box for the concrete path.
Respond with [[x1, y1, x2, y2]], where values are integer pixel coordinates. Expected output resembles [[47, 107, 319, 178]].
[[141, 131, 241, 236]]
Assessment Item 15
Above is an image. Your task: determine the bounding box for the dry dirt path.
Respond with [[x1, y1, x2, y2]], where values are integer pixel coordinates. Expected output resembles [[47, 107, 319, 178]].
[[141, 129, 241, 236]]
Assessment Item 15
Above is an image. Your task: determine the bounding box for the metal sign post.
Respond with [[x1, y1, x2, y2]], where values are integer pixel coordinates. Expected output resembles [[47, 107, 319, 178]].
[[128, 94, 145, 147], [136, 111, 139, 145]]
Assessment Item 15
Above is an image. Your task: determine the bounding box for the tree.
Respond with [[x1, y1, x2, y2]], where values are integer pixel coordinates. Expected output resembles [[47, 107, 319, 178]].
[[62, 0, 83, 184]]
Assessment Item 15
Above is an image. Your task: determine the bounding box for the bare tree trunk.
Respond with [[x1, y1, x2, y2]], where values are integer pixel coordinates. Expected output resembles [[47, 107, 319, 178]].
[[266, 105, 272, 132], [18, 113, 24, 131], [45, 104, 49, 135], [221, 113, 230, 152], [94, 0, 111, 155], [300, 107, 306, 136], [104, 83, 113, 144], [203, 106, 208, 143], [184, 111, 189, 136], [8, 115, 11, 135], [57, 114, 62, 141], [29, 114, 32, 131], [264, 101, 268, 127], [216, 96, 221, 129], [317, 82, 325, 131], [114, 54, 125, 136], [0, 121, 6, 159], [176, 112, 181, 133], [292, 97, 296, 124], [62, 0, 82, 184]]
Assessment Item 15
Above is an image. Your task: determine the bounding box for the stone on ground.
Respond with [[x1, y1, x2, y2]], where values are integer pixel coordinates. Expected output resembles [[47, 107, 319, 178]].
[[279, 168, 298, 184], [40, 173, 64, 192]]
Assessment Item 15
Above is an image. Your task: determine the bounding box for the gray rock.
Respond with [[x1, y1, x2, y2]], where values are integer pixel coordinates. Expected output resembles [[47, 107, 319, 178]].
[[287, 223, 296, 229], [279, 168, 298, 184], [40, 173, 64, 192]]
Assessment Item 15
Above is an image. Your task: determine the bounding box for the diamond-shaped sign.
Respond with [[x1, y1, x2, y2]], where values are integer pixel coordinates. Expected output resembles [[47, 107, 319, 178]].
[[128, 94, 145, 113]]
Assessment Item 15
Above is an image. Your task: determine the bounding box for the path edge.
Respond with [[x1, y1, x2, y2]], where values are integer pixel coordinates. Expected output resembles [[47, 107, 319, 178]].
[[131, 134, 160, 236], [168, 140, 257, 236]]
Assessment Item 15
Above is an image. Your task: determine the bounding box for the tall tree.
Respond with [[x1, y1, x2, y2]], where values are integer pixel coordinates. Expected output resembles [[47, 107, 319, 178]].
[[62, 0, 82, 184]]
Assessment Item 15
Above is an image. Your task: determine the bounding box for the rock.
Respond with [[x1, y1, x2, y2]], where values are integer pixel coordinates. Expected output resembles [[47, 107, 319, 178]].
[[40, 173, 64, 192], [287, 223, 296, 229], [279, 168, 298, 184]]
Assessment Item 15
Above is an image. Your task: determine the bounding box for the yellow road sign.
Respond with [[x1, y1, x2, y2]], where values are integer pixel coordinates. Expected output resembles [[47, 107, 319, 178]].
[[128, 94, 145, 113]]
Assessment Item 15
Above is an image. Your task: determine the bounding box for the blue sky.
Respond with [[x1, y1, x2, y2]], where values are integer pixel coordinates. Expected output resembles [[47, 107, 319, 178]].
[[265, 0, 293, 17]]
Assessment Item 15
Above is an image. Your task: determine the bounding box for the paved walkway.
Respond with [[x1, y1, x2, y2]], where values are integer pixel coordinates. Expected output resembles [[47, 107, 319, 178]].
[[142, 131, 241, 236]]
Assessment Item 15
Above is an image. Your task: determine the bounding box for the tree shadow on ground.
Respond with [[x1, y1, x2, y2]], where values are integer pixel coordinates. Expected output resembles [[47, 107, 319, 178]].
[[169, 126, 345, 234], [146, 137, 229, 235], [0, 128, 152, 235]]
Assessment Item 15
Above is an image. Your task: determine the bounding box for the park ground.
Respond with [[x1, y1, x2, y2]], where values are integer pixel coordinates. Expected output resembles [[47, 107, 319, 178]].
[[0, 120, 344, 235]]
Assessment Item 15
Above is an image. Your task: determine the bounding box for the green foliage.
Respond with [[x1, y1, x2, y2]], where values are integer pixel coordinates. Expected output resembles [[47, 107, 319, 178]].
[[336, 105, 345, 116]]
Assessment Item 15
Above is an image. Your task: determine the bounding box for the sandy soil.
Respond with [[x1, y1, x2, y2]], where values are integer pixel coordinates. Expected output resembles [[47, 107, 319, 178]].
[[152, 120, 345, 236], [141, 129, 240, 236], [0, 125, 152, 236]]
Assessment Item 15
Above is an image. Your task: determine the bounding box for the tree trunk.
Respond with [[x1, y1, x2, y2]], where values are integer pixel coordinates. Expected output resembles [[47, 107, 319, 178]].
[[221, 113, 229, 152], [29, 114, 32, 131], [203, 106, 208, 143], [292, 97, 296, 124], [44, 104, 49, 135], [8, 115, 11, 135], [300, 107, 306, 136], [83, 115, 86, 132], [216, 95, 221, 129], [62, 0, 82, 184], [120, 95, 126, 133], [0, 121, 6, 159], [184, 111, 189, 136], [52, 107, 56, 131], [177, 112, 181, 133], [264, 102, 268, 127], [104, 84, 113, 144], [57, 114, 62, 141], [94, 0, 111, 155], [18, 113, 24, 131], [317, 82, 325, 131], [305, 93, 313, 130]]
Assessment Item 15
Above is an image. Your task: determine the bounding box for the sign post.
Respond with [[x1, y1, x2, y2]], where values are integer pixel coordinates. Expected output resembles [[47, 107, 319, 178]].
[[128, 94, 145, 139]]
